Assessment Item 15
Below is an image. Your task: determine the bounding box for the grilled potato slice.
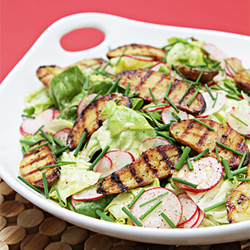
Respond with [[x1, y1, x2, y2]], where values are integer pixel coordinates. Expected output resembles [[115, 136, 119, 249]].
[[117, 69, 206, 115], [107, 44, 166, 61], [67, 93, 132, 150], [97, 144, 182, 195], [176, 65, 219, 83], [36, 58, 103, 90], [20, 140, 60, 188], [234, 69, 250, 92], [226, 163, 250, 223], [169, 119, 249, 168]]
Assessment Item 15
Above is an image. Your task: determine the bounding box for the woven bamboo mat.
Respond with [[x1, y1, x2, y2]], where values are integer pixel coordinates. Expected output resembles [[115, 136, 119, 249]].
[[0, 178, 249, 250]]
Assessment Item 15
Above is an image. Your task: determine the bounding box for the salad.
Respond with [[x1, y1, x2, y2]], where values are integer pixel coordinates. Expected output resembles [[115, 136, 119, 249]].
[[18, 37, 250, 229]]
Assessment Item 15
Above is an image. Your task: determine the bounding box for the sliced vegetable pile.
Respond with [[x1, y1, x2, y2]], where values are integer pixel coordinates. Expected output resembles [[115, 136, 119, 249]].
[[18, 37, 250, 229]]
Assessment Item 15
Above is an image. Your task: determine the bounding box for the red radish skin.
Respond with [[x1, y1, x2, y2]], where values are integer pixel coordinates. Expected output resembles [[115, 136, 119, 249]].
[[105, 150, 134, 172], [150, 62, 170, 72], [227, 108, 250, 135], [71, 196, 77, 209], [53, 110, 60, 119], [77, 94, 103, 117], [130, 187, 182, 228], [161, 107, 189, 124], [54, 128, 71, 146], [139, 137, 170, 155], [178, 209, 199, 229], [142, 104, 170, 113], [123, 55, 155, 62], [225, 58, 244, 78], [177, 193, 198, 226], [173, 157, 223, 193], [72, 185, 104, 201], [196, 91, 227, 118], [203, 43, 228, 82], [93, 155, 113, 179], [193, 210, 205, 228], [20, 108, 54, 135]]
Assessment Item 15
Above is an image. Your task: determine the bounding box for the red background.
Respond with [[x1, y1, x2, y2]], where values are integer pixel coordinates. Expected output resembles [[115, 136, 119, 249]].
[[1, 0, 249, 83]]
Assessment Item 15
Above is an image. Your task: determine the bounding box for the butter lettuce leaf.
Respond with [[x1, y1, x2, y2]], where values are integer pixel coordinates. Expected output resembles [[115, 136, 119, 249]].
[[49, 66, 85, 111], [166, 40, 205, 66], [49, 150, 101, 206], [24, 85, 53, 115], [85, 101, 155, 159]]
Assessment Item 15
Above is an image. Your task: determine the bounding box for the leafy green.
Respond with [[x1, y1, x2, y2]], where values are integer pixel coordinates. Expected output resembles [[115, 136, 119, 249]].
[[49, 66, 85, 111], [20, 133, 60, 152], [24, 85, 53, 115], [49, 150, 101, 205], [89, 80, 126, 96], [75, 194, 116, 218], [58, 91, 89, 122], [85, 101, 155, 159]]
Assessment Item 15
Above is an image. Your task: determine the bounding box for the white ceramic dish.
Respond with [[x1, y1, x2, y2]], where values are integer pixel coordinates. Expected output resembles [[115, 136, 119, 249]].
[[0, 13, 250, 245]]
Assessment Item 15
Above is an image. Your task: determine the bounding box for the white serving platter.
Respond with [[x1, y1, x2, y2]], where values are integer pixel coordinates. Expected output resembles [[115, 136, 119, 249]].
[[0, 13, 250, 245]]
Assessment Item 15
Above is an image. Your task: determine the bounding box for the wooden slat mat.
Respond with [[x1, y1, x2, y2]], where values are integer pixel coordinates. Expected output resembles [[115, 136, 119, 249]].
[[0, 178, 249, 250]]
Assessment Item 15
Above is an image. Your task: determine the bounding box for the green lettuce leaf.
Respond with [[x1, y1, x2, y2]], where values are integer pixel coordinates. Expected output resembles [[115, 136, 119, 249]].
[[49, 66, 85, 111], [85, 101, 155, 159], [166, 39, 205, 66], [24, 85, 53, 115], [75, 194, 116, 218], [49, 150, 101, 206]]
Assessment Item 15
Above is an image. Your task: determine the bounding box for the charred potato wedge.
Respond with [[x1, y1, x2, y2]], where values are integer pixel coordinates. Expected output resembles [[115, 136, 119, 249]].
[[97, 144, 182, 195], [176, 65, 219, 83], [170, 119, 249, 168], [20, 140, 60, 188], [36, 58, 103, 90], [226, 163, 250, 223], [234, 69, 250, 92], [67, 93, 132, 150], [117, 69, 206, 115], [107, 44, 166, 61]]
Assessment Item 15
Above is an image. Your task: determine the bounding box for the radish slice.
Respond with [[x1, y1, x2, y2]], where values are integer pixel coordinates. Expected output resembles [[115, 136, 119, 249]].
[[173, 157, 223, 193], [196, 91, 227, 118], [192, 210, 205, 228], [203, 43, 228, 82], [130, 187, 182, 228], [139, 137, 170, 155], [142, 103, 170, 112], [177, 193, 198, 226], [77, 94, 103, 117], [72, 185, 104, 201], [241, 90, 250, 102], [53, 110, 60, 119], [123, 54, 155, 62], [225, 58, 244, 78], [170, 70, 182, 80], [150, 62, 170, 72], [54, 128, 71, 146], [161, 106, 189, 124], [20, 108, 54, 135], [94, 150, 134, 179], [178, 209, 199, 229], [203, 43, 227, 66], [105, 150, 134, 174], [71, 196, 77, 209], [93, 155, 113, 179], [227, 108, 250, 135]]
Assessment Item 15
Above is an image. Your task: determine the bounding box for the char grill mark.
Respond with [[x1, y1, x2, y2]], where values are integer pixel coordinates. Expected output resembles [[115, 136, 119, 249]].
[[67, 93, 132, 150], [19, 140, 60, 188], [96, 144, 182, 195], [111, 173, 128, 193], [170, 119, 249, 168]]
